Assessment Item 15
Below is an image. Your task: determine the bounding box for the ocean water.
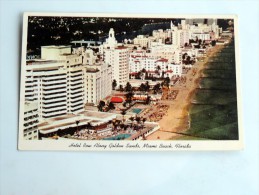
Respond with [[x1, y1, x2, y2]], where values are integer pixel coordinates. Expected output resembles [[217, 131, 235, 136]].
[[186, 40, 239, 140]]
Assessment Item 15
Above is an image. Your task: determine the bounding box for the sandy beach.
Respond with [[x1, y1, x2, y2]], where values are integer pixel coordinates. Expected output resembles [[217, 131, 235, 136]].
[[147, 45, 224, 140]]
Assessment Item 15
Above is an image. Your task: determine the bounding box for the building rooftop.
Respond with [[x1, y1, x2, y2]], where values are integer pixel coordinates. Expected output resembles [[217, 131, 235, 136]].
[[26, 59, 63, 65], [41, 45, 71, 49], [38, 111, 117, 133]]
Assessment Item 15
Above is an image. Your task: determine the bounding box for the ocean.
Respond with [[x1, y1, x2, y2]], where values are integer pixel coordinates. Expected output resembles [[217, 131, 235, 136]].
[[186, 39, 239, 140]]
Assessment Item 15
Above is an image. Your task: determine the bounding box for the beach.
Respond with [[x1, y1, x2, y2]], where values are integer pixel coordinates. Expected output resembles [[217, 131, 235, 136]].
[[146, 45, 225, 140]]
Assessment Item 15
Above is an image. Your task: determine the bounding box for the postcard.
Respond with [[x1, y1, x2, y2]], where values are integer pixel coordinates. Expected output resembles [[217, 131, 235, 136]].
[[18, 12, 243, 151]]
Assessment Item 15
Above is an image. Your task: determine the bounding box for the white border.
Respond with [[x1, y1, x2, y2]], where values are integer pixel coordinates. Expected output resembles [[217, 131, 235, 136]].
[[18, 12, 243, 151]]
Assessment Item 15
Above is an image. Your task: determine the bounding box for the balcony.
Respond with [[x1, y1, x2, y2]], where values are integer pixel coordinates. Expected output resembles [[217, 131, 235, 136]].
[[43, 111, 67, 118], [42, 102, 66, 108], [70, 80, 84, 86], [42, 108, 67, 115], [42, 92, 66, 99], [42, 105, 67, 112], [42, 98, 66, 104], [43, 88, 66, 94]]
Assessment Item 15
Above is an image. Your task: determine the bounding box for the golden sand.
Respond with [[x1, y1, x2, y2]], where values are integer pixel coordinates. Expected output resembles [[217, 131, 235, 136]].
[[146, 45, 224, 140]]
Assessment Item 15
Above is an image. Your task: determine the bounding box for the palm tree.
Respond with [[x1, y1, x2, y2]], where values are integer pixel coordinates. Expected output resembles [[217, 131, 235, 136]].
[[124, 82, 132, 92], [145, 96, 151, 105], [139, 83, 146, 93], [97, 100, 106, 112], [164, 77, 170, 87], [119, 85, 124, 92], [135, 116, 141, 130], [129, 116, 134, 123], [108, 102, 115, 111], [153, 83, 161, 94], [156, 65, 161, 75], [120, 123, 125, 131], [142, 118, 146, 129], [145, 81, 150, 92], [112, 79, 117, 90], [75, 120, 80, 133], [129, 116, 135, 129], [125, 91, 134, 104], [121, 110, 126, 121], [86, 122, 93, 134]]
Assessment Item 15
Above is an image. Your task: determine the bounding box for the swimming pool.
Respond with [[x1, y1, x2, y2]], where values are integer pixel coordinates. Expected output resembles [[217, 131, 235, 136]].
[[103, 134, 131, 140], [131, 108, 142, 114]]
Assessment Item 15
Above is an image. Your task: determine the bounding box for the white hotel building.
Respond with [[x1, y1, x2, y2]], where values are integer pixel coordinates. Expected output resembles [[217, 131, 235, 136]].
[[84, 62, 112, 105], [25, 45, 114, 120], [104, 46, 129, 86], [129, 50, 182, 77], [25, 46, 85, 119]]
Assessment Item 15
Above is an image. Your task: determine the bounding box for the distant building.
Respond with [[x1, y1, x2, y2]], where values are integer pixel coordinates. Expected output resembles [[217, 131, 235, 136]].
[[129, 50, 183, 77], [133, 35, 150, 48], [104, 45, 129, 86], [84, 62, 112, 105]]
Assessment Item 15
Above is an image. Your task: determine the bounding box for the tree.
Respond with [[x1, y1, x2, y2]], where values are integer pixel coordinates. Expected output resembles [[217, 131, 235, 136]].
[[125, 91, 134, 104], [135, 72, 142, 79], [186, 56, 191, 64], [135, 116, 141, 126], [182, 53, 188, 60], [145, 96, 151, 105], [86, 122, 93, 134], [164, 77, 170, 87], [139, 83, 146, 92], [153, 83, 161, 94], [119, 123, 125, 131], [211, 40, 216, 46], [198, 39, 202, 45], [97, 100, 105, 112], [119, 85, 124, 92], [161, 71, 165, 78], [124, 82, 132, 92], [108, 102, 115, 110], [145, 81, 150, 92], [195, 36, 198, 43], [141, 117, 147, 131], [121, 110, 126, 121], [129, 116, 135, 123], [112, 120, 118, 132], [156, 65, 161, 72], [112, 79, 117, 90], [75, 120, 80, 133]]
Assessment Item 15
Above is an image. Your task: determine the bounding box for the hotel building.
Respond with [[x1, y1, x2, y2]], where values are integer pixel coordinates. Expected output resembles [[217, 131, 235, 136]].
[[23, 101, 39, 140], [84, 62, 112, 105], [25, 46, 85, 119], [129, 50, 182, 77], [104, 45, 129, 86]]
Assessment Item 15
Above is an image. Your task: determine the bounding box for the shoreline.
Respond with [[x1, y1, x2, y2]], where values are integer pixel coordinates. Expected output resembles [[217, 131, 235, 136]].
[[146, 44, 225, 140]]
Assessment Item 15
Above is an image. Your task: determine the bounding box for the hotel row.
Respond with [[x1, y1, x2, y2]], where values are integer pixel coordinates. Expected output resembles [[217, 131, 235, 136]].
[[22, 19, 225, 140]]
